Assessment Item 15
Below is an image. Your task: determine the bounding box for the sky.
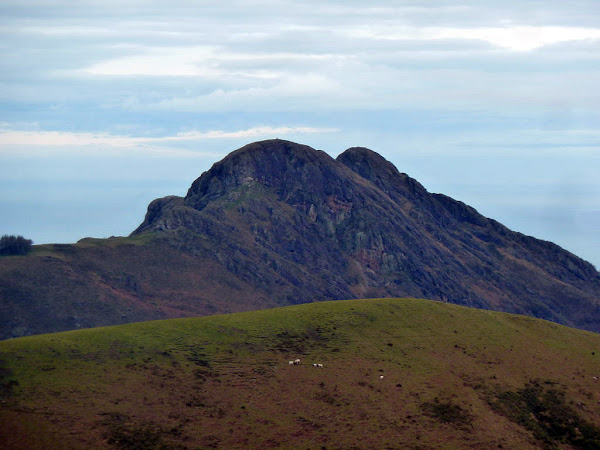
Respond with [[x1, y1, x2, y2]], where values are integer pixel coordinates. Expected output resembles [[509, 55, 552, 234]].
[[1, 0, 599, 268]]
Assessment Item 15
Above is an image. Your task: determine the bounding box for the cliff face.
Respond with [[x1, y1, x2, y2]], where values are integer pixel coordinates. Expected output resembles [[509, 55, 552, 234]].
[[133, 139, 600, 331]]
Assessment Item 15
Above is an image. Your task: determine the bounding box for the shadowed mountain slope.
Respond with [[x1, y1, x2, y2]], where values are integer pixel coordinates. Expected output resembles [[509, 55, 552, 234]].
[[1, 139, 599, 338]]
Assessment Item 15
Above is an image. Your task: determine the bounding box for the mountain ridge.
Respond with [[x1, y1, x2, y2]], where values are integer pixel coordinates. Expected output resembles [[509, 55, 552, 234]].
[[1, 138, 599, 338], [132, 139, 599, 328]]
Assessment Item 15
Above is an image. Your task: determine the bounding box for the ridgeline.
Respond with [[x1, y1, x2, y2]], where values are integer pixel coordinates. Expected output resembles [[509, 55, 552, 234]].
[[1, 139, 599, 339]]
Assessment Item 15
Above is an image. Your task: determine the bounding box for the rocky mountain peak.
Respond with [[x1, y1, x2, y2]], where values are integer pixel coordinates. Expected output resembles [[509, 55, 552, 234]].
[[184, 139, 344, 211], [337, 146, 429, 205], [128, 139, 600, 332], [337, 146, 399, 180]]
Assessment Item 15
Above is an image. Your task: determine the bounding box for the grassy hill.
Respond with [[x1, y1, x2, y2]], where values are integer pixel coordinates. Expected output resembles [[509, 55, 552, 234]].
[[1, 298, 599, 449]]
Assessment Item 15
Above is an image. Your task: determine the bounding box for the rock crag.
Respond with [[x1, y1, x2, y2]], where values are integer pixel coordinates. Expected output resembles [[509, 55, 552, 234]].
[[133, 139, 600, 331]]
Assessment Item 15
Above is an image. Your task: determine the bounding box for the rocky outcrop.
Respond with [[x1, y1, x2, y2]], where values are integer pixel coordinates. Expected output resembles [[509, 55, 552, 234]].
[[133, 139, 600, 331]]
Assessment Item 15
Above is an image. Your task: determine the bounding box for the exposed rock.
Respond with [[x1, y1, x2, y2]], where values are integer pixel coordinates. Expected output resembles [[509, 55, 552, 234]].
[[133, 139, 600, 331]]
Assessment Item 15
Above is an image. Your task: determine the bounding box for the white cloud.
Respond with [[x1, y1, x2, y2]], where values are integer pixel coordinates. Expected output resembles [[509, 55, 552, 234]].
[[343, 25, 600, 52], [80, 45, 349, 79], [84, 46, 224, 78], [0, 125, 340, 156], [150, 73, 356, 112], [17, 25, 116, 36], [434, 26, 600, 52], [166, 126, 339, 139]]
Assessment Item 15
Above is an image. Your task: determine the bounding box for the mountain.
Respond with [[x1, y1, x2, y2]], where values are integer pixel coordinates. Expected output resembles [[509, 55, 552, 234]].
[[131, 139, 600, 328], [2, 298, 599, 449], [0, 139, 599, 339]]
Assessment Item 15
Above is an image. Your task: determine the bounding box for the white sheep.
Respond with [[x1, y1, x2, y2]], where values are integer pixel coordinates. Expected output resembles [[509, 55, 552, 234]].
[[294, 358, 301, 365], [289, 360, 294, 365]]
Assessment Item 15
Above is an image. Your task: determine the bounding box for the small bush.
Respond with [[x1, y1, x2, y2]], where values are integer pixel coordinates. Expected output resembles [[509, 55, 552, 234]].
[[0, 235, 33, 256], [489, 380, 600, 448], [187, 349, 210, 367], [101, 413, 167, 450], [0, 360, 19, 401], [421, 398, 473, 427], [314, 390, 340, 406]]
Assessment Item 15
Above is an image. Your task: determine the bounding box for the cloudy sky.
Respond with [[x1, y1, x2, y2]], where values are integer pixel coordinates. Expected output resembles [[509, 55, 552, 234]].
[[1, 0, 599, 268]]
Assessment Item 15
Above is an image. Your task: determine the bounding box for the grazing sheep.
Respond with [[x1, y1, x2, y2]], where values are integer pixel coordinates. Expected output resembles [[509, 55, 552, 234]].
[[289, 360, 294, 365], [317, 363, 323, 368], [379, 375, 384, 380], [593, 376, 598, 380], [294, 359, 301, 365]]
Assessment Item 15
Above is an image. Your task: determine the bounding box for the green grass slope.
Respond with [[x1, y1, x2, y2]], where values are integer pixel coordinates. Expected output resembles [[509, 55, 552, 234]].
[[1, 298, 599, 449]]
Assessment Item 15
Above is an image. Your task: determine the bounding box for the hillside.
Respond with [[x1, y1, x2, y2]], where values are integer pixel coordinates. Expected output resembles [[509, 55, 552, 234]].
[[1, 298, 599, 449], [1, 139, 599, 339], [0, 235, 275, 339]]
